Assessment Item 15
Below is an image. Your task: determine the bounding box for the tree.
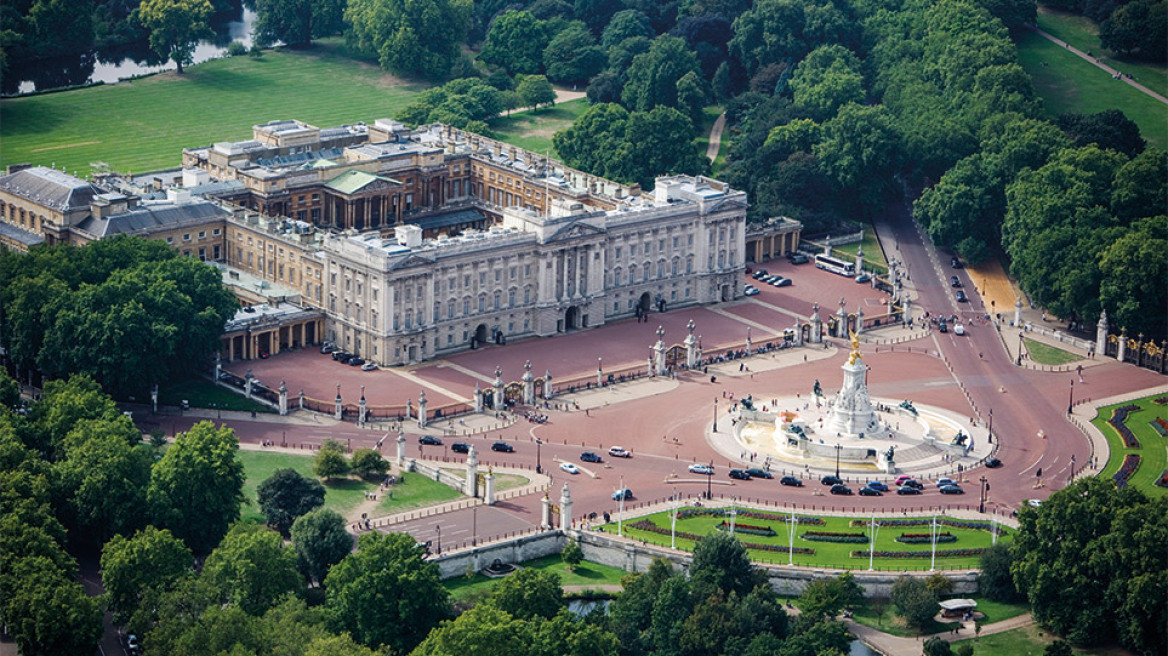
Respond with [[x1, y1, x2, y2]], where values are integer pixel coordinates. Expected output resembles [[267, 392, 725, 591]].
[[622, 35, 701, 112], [978, 542, 1020, 602], [254, 0, 345, 47], [1100, 0, 1167, 62], [0, 365, 19, 410], [890, 575, 937, 630], [616, 105, 709, 187], [516, 74, 556, 110], [554, 102, 631, 176], [2, 556, 103, 656], [976, 0, 1038, 29], [314, 438, 351, 481], [788, 44, 863, 122], [602, 9, 652, 48], [54, 424, 153, 546], [100, 526, 193, 625], [690, 529, 766, 599], [925, 572, 954, 597], [148, 420, 245, 553], [28, 0, 95, 59], [349, 448, 388, 479], [488, 568, 564, 620], [675, 69, 707, 124], [573, 0, 625, 35], [1045, 640, 1073, 656], [543, 21, 606, 84], [923, 635, 954, 656], [24, 374, 123, 461], [258, 468, 326, 535], [729, 0, 812, 77], [480, 10, 548, 75], [1057, 109, 1146, 158], [813, 102, 902, 218], [291, 508, 353, 585], [136, 0, 213, 74], [345, 0, 472, 79], [324, 531, 452, 652], [561, 537, 583, 569], [1110, 148, 1166, 220], [800, 572, 863, 620], [202, 523, 304, 615]]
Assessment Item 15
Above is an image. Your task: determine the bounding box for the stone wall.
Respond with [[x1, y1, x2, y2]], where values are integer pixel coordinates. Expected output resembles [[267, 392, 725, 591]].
[[433, 531, 565, 580]]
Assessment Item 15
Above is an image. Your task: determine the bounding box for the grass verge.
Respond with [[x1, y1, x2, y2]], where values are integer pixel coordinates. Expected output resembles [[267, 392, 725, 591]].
[[487, 98, 590, 157], [953, 622, 1126, 655], [444, 554, 627, 601], [1022, 338, 1080, 365], [0, 39, 426, 175], [158, 378, 273, 413], [1035, 7, 1167, 98], [833, 226, 890, 270], [1090, 395, 1168, 496]]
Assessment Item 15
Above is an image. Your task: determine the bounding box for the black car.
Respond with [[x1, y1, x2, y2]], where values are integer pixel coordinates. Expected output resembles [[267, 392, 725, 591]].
[[333, 351, 352, 363], [939, 484, 965, 495], [897, 486, 922, 495], [780, 475, 804, 487], [491, 441, 514, 452], [581, 451, 603, 463], [950, 276, 962, 288], [985, 457, 1003, 468], [348, 357, 366, 366], [902, 479, 924, 489], [830, 483, 853, 495], [939, 320, 949, 333], [746, 468, 773, 479], [859, 486, 882, 496], [956, 290, 968, 302], [788, 253, 810, 264], [752, 269, 769, 279], [821, 474, 842, 486], [451, 442, 470, 454], [419, 436, 442, 446], [951, 256, 963, 268], [729, 469, 751, 480]]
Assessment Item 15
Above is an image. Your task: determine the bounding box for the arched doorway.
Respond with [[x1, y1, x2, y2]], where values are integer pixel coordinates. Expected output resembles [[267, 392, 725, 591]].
[[721, 284, 732, 302], [638, 292, 652, 313], [471, 324, 489, 348], [565, 306, 579, 330]]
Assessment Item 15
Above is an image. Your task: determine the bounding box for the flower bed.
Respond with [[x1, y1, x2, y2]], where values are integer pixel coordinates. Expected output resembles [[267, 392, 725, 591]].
[[677, 508, 824, 525], [1113, 453, 1141, 487], [850, 548, 989, 559], [1156, 470, 1168, 488], [1151, 418, 1168, 438], [1109, 404, 1142, 448], [801, 531, 869, 544], [628, 520, 814, 554], [849, 518, 993, 531], [895, 532, 958, 544], [716, 521, 776, 537]]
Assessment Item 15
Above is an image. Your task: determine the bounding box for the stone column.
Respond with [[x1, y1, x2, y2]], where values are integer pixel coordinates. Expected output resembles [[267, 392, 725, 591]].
[[418, 391, 428, 428], [855, 306, 865, 335], [540, 493, 552, 530], [1096, 310, 1109, 357], [522, 360, 535, 406], [1117, 327, 1127, 362], [1014, 298, 1023, 327], [245, 368, 254, 399], [822, 236, 832, 256], [810, 303, 823, 344], [685, 319, 697, 368], [485, 469, 496, 505], [215, 355, 223, 387], [597, 358, 604, 387], [647, 354, 654, 378], [334, 385, 342, 421], [902, 297, 912, 327], [654, 325, 667, 376], [855, 243, 864, 274], [493, 366, 505, 411], [544, 370, 553, 399], [836, 298, 848, 338], [473, 382, 483, 413], [396, 431, 406, 467], [746, 326, 752, 354], [358, 386, 367, 425], [298, 389, 305, 411], [560, 483, 573, 529], [464, 446, 478, 497]]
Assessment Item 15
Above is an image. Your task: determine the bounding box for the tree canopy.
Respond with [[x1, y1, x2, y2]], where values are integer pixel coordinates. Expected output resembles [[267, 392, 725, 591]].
[[100, 526, 193, 625], [202, 523, 305, 615], [258, 467, 326, 535], [136, 0, 213, 74], [345, 0, 472, 79], [254, 0, 345, 48]]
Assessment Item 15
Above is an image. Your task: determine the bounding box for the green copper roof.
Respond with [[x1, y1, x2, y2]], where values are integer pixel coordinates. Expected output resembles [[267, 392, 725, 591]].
[[325, 170, 398, 194]]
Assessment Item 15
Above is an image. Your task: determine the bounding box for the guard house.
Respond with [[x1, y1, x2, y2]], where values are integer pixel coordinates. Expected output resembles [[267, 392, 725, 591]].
[[938, 599, 978, 619]]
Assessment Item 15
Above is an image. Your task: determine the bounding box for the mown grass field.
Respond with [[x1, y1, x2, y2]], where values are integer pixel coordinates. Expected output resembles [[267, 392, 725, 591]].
[[954, 623, 1129, 655], [1036, 7, 1167, 98], [847, 595, 1030, 636], [444, 554, 627, 601], [1023, 338, 1080, 366], [0, 40, 426, 176], [486, 98, 590, 157], [606, 509, 1012, 571], [1014, 29, 1168, 151], [1091, 395, 1168, 496], [158, 378, 273, 413]]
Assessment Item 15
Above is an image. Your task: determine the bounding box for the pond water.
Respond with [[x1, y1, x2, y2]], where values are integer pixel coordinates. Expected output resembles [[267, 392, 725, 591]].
[[3, 7, 256, 96]]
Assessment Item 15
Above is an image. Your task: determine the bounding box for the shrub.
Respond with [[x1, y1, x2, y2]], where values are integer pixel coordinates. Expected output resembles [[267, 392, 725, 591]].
[[226, 41, 247, 56], [1113, 453, 1141, 487], [801, 531, 868, 544], [895, 533, 957, 544]]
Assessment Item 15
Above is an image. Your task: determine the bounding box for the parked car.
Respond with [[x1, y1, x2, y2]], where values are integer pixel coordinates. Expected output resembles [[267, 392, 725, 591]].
[[894, 475, 914, 486], [985, 457, 1003, 468], [581, 451, 603, 463], [821, 474, 843, 486], [951, 256, 963, 268], [939, 484, 965, 495], [612, 488, 633, 500], [859, 486, 882, 496], [903, 479, 924, 490], [361, 361, 378, 371], [771, 276, 792, 287], [866, 481, 889, 492], [830, 483, 853, 495], [334, 352, 353, 363], [752, 269, 769, 279], [956, 290, 968, 302], [320, 343, 336, 354], [855, 273, 872, 284], [746, 468, 773, 479], [937, 477, 956, 487], [689, 463, 715, 475], [729, 468, 751, 480], [744, 285, 761, 296], [451, 442, 470, 454], [608, 446, 631, 458], [419, 436, 442, 446], [491, 441, 514, 452], [560, 462, 579, 474], [950, 276, 962, 288], [788, 253, 809, 264], [348, 357, 366, 366], [780, 475, 804, 487], [897, 486, 922, 495]]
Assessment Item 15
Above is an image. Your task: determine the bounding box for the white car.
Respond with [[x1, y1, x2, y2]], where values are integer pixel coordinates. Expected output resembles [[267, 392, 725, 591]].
[[743, 285, 760, 296], [689, 463, 715, 475], [608, 446, 630, 458], [954, 323, 965, 335], [560, 462, 579, 474]]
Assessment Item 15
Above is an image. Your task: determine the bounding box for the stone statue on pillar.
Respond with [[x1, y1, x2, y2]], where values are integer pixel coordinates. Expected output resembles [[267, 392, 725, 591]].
[[902, 296, 912, 327], [278, 380, 288, 416], [418, 391, 428, 428], [1014, 298, 1023, 327], [560, 483, 573, 529], [685, 319, 697, 368], [746, 326, 752, 354], [855, 306, 865, 335], [855, 243, 864, 273], [544, 369, 553, 399], [298, 389, 305, 411], [334, 384, 342, 421], [597, 357, 604, 387], [1096, 310, 1109, 357], [1117, 327, 1127, 362], [653, 325, 667, 376], [540, 493, 552, 530], [836, 298, 849, 338], [245, 368, 254, 399], [473, 382, 483, 413], [810, 302, 823, 344], [493, 366, 505, 411], [464, 446, 478, 497], [358, 385, 367, 425], [522, 360, 535, 406]]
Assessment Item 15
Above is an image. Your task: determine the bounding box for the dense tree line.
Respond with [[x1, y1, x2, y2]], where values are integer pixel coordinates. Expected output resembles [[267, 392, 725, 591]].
[[0, 235, 238, 399]]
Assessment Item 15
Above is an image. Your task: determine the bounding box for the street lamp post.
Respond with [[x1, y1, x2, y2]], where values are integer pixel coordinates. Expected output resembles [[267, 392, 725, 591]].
[[706, 461, 713, 500], [435, 525, 441, 555], [987, 408, 993, 442], [713, 397, 718, 432], [1069, 454, 1077, 482], [834, 443, 842, 479], [536, 438, 543, 474], [472, 507, 477, 547], [1016, 331, 1023, 366], [979, 476, 988, 513], [1067, 379, 1075, 415]]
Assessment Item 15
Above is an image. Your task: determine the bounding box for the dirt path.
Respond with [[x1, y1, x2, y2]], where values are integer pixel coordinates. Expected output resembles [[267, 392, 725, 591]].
[[554, 88, 587, 104], [706, 112, 726, 162], [1027, 25, 1168, 104]]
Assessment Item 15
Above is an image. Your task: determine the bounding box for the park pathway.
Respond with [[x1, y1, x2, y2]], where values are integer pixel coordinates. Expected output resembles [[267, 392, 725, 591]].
[[844, 612, 1035, 655], [1027, 25, 1168, 104], [706, 112, 726, 162]]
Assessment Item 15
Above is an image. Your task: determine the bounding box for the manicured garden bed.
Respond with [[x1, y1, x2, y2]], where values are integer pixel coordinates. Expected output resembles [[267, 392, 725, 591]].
[[1092, 395, 1168, 496]]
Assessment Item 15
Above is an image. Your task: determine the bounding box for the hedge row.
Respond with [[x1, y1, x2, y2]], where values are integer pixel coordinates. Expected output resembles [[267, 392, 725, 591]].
[[849, 518, 994, 531], [628, 520, 815, 555], [802, 532, 869, 544], [895, 533, 958, 544], [715, 521, 776, 537]]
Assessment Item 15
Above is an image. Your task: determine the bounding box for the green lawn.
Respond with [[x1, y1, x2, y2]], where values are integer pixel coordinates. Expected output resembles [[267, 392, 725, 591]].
[[953, 623, 1127, 655], [158, 378, 273, 413], [238, 450, 462, 524], [444, 554, 628, 601], [1090, 395, 1168, 496], [1036, 7, 1167, 98], [1022, 338, 1081, 366], [833, 226, 890, 271], [606, 509, 1012, 571], [847, 595, 1030, 637], [1014, 29, 1168, 151], [0, 39, 426, 175], [487, 98, 590, 157], [440, 468, 529, 492]]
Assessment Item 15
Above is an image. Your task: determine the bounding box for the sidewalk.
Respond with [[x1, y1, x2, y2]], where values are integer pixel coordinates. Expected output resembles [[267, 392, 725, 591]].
[[844, 613, 1035, 656]]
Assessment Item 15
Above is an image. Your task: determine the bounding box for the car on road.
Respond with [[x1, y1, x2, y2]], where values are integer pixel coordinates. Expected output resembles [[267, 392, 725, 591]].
[[729, 468, 751, 480], [937, 477, 956, 487], [897, 486, 922, 495], [746, 468, 773, 479], [771, 276, 792, 287], [902, 479, 924, 490], [788, 253, 809, 264], [956, 290, 968, 302], [939, 484, 965, 495], [780, 475, 804, 487], [950, 276, 962, 288], [866, 481, 889, 492], [491, 441, 514, 452], [419, 436, 442, 446], [859, 486, 882, 496], [560, 462, 579, 474], [953, 323, 965, 335], [689, 463, 715, 475], [830, 483, 853, 495], [581, 451, 603, 463], [608, 446, 631, 458], [744, 285, 760, 296], [451, 442, 470, 454], [939, 320, 949, 333], [348, 357, 366, 366], [821, 474, 843, 486], [752, 269, 769, 279], [854, 273, 872, 283], [985, 457, 1003, 468], [361, 361, 378, 371], [951, 256, 963, 268], [125, 633, 141, 655], [612, 488, 633, 500], [1027, 499, 1042, 508]]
